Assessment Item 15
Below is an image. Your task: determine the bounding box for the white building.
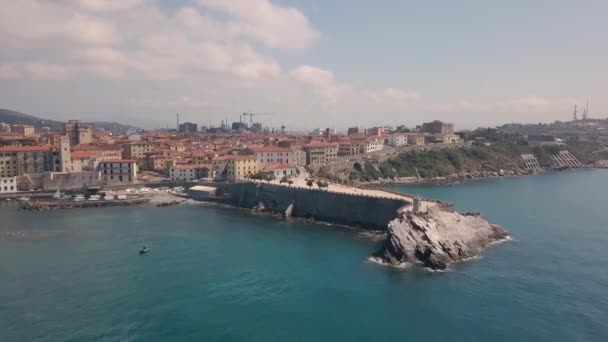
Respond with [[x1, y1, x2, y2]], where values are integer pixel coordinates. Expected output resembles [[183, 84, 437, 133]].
[[169, 165, 210, 182], [292, 149, 306, 168], [387, 134, 408, 147], [264, 164, 297, 178], [0, 176, 17, 193], [98, 160, 138, 185], [249, 146, 295, 169], [361, 137, 385, 153], [339, 138, 385, 156]]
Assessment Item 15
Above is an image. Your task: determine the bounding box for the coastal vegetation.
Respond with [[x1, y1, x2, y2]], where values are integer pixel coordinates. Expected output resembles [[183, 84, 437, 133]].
[[340, 142, 606, 182]]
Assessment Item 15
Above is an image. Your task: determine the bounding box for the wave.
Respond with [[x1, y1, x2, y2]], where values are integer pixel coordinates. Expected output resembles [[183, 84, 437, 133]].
[[366, 256, 412, 269]]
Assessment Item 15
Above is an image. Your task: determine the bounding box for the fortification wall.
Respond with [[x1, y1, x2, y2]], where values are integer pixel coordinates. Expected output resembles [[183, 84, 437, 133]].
[[218, 182, 406, 230]]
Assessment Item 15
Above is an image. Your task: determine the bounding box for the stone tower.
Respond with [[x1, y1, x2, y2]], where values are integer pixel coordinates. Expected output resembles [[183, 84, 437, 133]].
[[59, 136, 71, 172]]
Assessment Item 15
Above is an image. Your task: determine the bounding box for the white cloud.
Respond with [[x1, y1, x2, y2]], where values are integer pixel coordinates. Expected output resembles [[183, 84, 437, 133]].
[[0, 1, 580, 130], [196, 0, 320, 49], [289, 65, 352, 103], [0, 0, 281, 81], [366, 87, 421, 103], [76, 0, 144, 12], [497, 95, 575, 112]]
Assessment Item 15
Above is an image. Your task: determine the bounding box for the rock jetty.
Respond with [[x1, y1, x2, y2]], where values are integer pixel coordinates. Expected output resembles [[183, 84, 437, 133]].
[[21, 199, 149, 211], [373, 205, 509, 270]]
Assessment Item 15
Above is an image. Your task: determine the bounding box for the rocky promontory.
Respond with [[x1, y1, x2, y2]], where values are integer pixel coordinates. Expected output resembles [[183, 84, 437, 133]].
[[373, 206, 509, 270]]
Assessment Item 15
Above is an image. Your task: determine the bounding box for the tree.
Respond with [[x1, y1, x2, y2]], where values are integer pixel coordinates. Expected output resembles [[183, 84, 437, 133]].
[[306, 179, 314, 189], [280, 176, 289, 184], [287, 180, 294, 187], [317, 180, 329, 190]]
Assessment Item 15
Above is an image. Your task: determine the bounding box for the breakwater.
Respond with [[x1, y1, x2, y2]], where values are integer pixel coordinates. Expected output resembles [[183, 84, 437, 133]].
[[214, 182, 409, 230], [21, 199, 149, 211]]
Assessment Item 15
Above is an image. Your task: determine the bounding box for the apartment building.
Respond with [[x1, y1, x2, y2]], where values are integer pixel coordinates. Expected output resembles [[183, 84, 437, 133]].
[[0, 145, 53, 178], [249, 146, 294, 168], [122, 142, 154, 160], [338, 137, 384, 156], [11, 124, 35, 137], [211, 155, 258, 181], [404, 133, 426, 145], [169, 165, 210, 182], [387, 134, 408, 147], [0, 177, 17, 193], [302, 142, 338, 166], [98, 160, 138, 185], [421, 120, 454, 135]]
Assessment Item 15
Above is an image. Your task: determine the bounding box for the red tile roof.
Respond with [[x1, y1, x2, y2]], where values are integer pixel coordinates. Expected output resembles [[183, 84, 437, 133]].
[[212, 155, 255, 161], [99, 159, 136, 163], [172, 164, 210, 170], [0, 145, 52, 152], [249, 146, 292, 153], [71, 151, 96, 158], [302, 141, 337, 148]]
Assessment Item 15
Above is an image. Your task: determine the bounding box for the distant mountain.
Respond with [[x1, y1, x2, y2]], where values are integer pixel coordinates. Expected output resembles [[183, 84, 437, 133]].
[[0, 108, 139, 132]]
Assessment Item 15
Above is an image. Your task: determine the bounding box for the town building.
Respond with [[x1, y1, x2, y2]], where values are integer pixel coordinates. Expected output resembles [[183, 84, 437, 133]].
[[292, 149, 306, 168], [263, 164, 297, 178], [277, 140, 302, 149], [347, 127, 365, 136], [421, 120, 454, 135], [0, 145, 54, 178], [72, 144, 122, 160], [169, 165, 210, 182], [0, 123, 11, 132], [10, 124, 35, 137], [366, 127, 389, 137], [191, 151, 217, 164], [122, 142, 154, 160], [64, 120, 93, 145], [211, 155, 258, 181], [387, 134, 408, 147], [98, 160, 138, 185], [70, 151, 96, 172], [249, 146, 294, 168], [338, 137, 385, 156], [302, 142, 338, 166], [0, 176, 17, 193], [404, 133, 426, 145], [178, 122, 198, 133], [145, 154, 171, 171]]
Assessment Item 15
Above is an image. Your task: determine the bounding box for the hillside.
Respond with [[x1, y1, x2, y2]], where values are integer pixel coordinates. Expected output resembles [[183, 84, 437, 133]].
[[317, 143, 607, 182], [0, 108, 138, 132]]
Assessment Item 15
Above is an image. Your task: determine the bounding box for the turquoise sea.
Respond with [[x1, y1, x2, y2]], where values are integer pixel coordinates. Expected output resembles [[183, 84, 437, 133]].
[[1, 169, 607, 341]]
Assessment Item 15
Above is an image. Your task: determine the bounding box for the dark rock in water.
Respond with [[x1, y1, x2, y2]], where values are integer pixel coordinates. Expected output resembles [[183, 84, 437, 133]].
[[373, 206, 510, 270]]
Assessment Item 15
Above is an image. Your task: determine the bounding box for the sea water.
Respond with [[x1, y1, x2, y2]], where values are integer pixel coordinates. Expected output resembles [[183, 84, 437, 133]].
[[1, 169, 607, 341]]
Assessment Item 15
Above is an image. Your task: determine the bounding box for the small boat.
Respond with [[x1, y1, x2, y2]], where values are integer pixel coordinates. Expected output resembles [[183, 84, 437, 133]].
[[17, 196, 30, 202], [139, 246, 150, 255]]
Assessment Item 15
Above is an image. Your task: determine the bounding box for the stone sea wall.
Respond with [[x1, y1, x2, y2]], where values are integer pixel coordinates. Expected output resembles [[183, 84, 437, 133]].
[[216, 183, 407, 230]]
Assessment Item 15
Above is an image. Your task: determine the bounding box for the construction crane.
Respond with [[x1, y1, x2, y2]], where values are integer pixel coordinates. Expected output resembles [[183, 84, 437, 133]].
[[242, 112, 273, 127]]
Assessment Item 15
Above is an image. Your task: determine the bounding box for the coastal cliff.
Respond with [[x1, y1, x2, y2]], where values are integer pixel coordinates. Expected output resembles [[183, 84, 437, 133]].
[[373, 206, 509, 270]]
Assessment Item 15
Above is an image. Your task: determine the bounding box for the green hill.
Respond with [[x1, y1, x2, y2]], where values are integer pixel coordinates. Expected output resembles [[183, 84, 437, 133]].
[[0, 108, 138, 132]]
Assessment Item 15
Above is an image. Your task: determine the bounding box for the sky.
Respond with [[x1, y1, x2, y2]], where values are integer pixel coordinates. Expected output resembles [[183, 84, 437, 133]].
[[0, 0, 606, 131]]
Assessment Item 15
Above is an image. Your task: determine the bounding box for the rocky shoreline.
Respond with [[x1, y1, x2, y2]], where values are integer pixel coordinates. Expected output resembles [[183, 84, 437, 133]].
[[372, 205, 510, 270]]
